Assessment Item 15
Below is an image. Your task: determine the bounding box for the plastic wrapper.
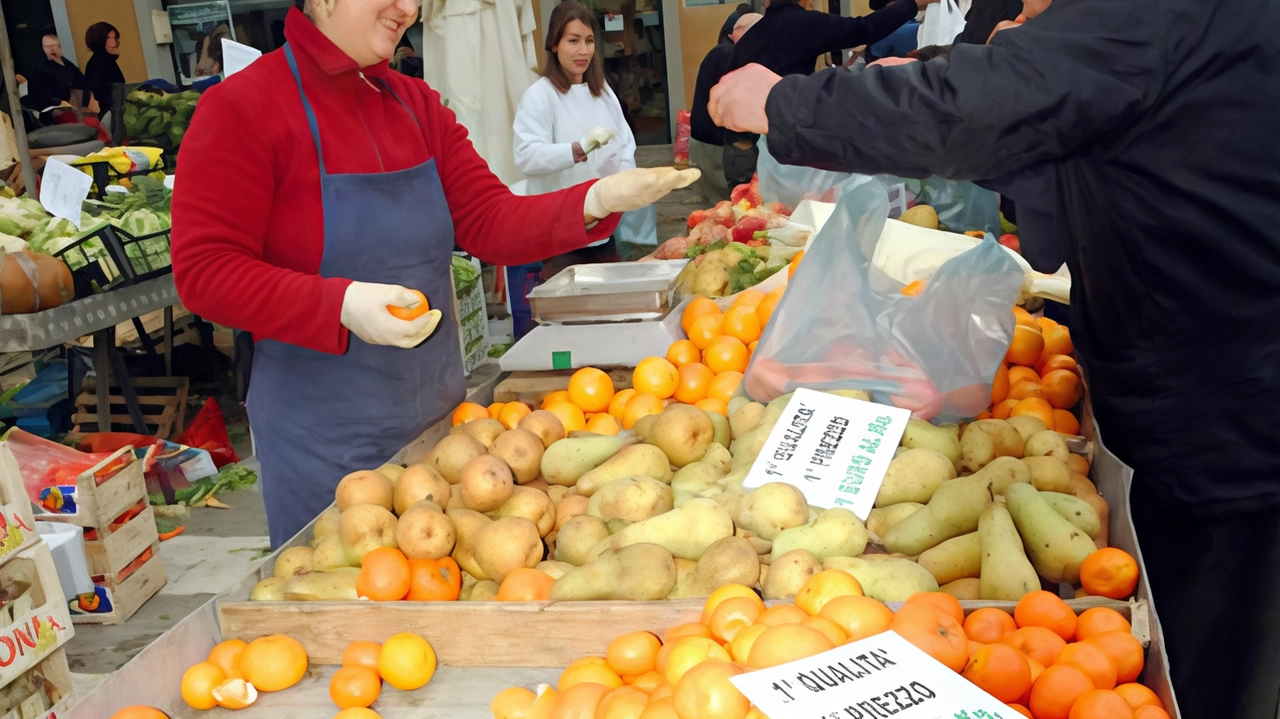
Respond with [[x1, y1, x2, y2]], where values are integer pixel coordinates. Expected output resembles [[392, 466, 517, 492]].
[[176, 397, 241, 468], [673, 109, 691, 167], [756, 137, 851, 211], [742, 175, 1024, 420], [906, 176, 1001, 234], [3, 428, 115, 513]]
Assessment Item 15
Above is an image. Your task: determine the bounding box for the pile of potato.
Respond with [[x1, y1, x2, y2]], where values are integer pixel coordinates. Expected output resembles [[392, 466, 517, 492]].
[[250, 391, 1111, 605]]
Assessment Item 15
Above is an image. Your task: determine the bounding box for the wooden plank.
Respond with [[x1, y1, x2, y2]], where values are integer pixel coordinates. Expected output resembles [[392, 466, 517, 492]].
[[71, 546, 166, 625], [83, 505, 160, 577], [0, 543, 76, 688], [493, 368, 633, 405], [0, 445, 40, 569], [36, 449, 145, 530]]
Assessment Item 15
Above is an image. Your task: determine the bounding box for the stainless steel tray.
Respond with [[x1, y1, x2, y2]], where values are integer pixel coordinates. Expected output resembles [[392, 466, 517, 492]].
[[528, 261, 687, 325]]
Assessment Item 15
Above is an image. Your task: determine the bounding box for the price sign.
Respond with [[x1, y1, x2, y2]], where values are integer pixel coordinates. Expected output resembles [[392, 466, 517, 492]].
[[742, 389, 909, 520], [38, 159, 92, 230], [730, 631, 1014, 719]]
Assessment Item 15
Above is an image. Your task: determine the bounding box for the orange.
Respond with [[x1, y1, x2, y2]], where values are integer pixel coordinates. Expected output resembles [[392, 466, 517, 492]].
[[491, 686, 538, 719], [1069, 690, 1135, 719], [1075, 608, 1131, 642], [706, 372, 743, 403], [1135, 708, 1171, 719], [963, 643, 1033, 703], [756, 287, 784, 326], [1086, 631, 1145, 685], [688, 314, 727, 351], [662, 622, 714, 645], [109, 708, 170, 719], [703, 337, 750, 374], [609, 388, 637, 419], [207, 639, 248, 681], [552, 681, 612, 719], [499, 402, 533, 430], [543, 390, 572, 410], [1113, 683, 1162, 710], [795, 570, 864, 616], [240, 635, 308, 692], [664, 637, 732, 684], [673, 362, 715, 404], [964, 607, 1019, 644], [560, 658, 624, 692], [1001, 626, 1068, 668], [545, 401, 588, 433], [803, 616, 848, 646], [701, 585, 764, 624], [1055, 410, 1082, 435], [696, 398, 729, 416], [1030, 665, 1096, 719], [672, 660, 750, 719], [682, 297, 724, 336], [586, 413, 623, 436], [329, 666, 381, 709], [708, 596, 765, 643], [1038, 354, 1080, 376], [629, 671, 668, 693], [1008, 379, 1046, 402], [334, 710, 382, 719], [357, 547, 412, 601], [634, 357, 681, 399], [488, 402, 506, 419], [387, 289, 430, 320], [731, 290, 766, 312], [639, 696, 679, 719], [343, 641, 383, 678], [1010, 397, 1056, 430], [622, 393, 665, 429], [891, 603, 970, 672], [1080, 548, 1139, 600], [1042, 323, 1074, 357], [1008, 366, 1041, 385], [903, 591, 964, 624], [407, 557, 462, 601], [991, 398, 1020, 419], [568, 367, 616, 413], [756, 603, 808, 626], [378, 632, 436, 691], [728, 623, 769, 663], [181, 662, 227, 710], [748, 340, 758, 352], [496, 567, 555, 601], [991, 364, 1011, 404], [1015, 591, 1078, 640], [817, 595, 894, 642], [1042, 369, 1083, 410], [666, 340, 702, 368], [597, 686, 650, 719], [1008, 704, 1034, 718], [788, 250, 804, 278], [901, 279, 926, 297], [1006, 325, 1045, 367], [210, 678, 257, 710], [1013, 307, 1038, 328], [452, 402, 488, 426], [746, 624, 836, 669], [723, 306, 762, 345], [1057, 642, 1119, 690], [607, 632, 662, 677]]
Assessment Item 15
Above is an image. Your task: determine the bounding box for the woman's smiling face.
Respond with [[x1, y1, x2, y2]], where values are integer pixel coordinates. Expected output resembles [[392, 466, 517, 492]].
[[311, 0, 419, 68]]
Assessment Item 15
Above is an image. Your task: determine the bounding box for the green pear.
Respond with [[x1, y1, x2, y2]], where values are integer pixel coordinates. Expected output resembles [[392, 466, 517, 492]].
[[1005, 483, 1097, 583], [1040, 492, 1102, 539], [540, 435, 631, 486], [978, 503, 1040, 600], [575, 443, 673, 496], [900, 419, 961, 470], [769, 508, 868, 563], [918, 532, 980, 585], [882, 456, 1031, 556], [550, 543, 677, 601], [587, 498, 733, 562]]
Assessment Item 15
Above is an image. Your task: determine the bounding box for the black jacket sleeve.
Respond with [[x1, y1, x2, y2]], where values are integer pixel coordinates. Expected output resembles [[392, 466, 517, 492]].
[[802, 0, 919, 54], [764, 0, 1162, 180]]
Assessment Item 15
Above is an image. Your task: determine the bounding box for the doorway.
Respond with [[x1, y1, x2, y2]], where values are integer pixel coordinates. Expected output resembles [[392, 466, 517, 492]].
[[1, 0, 57, 80]]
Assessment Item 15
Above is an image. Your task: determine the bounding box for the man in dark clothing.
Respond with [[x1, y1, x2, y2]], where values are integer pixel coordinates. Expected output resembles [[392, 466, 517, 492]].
[[709, 0, 1280, 716], [954, 0, 1021, 45], [720, 0, 932, 185], [29, 31, 86, 113], [689, 12, 760, 196]]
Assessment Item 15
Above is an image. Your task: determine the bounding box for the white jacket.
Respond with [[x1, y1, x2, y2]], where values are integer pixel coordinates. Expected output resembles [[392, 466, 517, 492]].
[[513, 77, 637, 195]]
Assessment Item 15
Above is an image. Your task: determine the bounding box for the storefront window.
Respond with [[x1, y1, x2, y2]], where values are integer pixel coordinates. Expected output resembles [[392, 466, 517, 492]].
[[166, 0, 294, 84]]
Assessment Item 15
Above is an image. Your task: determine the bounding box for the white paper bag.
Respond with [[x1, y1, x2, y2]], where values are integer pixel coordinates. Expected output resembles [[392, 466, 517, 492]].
[[917, 0, 969, 48]]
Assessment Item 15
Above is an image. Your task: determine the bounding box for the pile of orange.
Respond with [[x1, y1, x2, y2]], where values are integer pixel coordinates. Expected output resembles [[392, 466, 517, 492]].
[[489, 581, 1167, 719], [984, 308, 1082, 433], [182, 634, 309, 710], [355, 547, 463, 603]]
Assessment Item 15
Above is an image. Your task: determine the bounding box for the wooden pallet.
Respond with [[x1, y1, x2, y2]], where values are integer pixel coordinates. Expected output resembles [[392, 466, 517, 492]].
[[0, 543, 75, 690], [72, 376, 189, 439], [70, 542, 166, 626]]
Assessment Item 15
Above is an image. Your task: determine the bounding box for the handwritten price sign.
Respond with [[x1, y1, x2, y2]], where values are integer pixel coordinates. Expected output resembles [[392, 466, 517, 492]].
[[742, 389, 910, 519]]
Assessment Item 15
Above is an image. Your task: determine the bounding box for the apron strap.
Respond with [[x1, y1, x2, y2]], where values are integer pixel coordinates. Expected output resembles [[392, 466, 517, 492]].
[[284, 43, 327, 176]]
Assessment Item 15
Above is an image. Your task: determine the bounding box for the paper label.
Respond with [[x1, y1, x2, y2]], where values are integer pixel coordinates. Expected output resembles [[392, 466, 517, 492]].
[[38, 159, 91, 229], [221, 38, 262, 78], [742, 389, 910, 519], [730, 631, 1013, 719]]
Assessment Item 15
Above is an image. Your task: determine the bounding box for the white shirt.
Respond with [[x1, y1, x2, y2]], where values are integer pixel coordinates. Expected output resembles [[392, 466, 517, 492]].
[[513, 77, 637, 195]]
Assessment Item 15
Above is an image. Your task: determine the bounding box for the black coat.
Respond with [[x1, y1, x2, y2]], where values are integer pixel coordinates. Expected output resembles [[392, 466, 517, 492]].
[[691, 13, 742, 146], [763, 0, 1280, 512], [31, 57, 86, 110], [725, 0, 919, 77], [83, 52, 125, 109]]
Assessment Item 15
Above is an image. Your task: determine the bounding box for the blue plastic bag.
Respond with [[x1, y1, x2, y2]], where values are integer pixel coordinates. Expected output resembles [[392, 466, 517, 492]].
[[742, 175, 1023, 420]]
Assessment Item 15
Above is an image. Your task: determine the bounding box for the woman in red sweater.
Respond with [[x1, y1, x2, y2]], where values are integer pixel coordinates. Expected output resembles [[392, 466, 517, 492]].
[[172, 0, 697, 547]]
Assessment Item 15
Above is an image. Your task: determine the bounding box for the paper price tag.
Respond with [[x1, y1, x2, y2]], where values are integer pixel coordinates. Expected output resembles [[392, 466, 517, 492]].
[[742, 389, 909, 520], [38, 159, 92, 229], [221, 39, 262, 78], [731, 631, 1014, 719]]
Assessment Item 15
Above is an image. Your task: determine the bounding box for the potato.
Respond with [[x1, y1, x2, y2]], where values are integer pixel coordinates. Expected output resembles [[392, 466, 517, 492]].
[[312, 535, 352, 571], [648, 405, 715, 468], [882, 456, 1031, 556], [667, 537, 761, 598], [576, 444, 673, 496], [762, 549, 822, 600], [451, 417, 505, 448], [555, 515, 611, 566], [250, 577, 288, 601], [1021, 456, 1073, 493], [587, 477, 674, 523], [393, 464, 452, 515], [1007, 416, 1050, 444], [339, 504, 398, 565], [495, 486, 557, 537], [554, 494, 589, 530], [459, 455, 515, 512], [916, 532, 980, 585], [473, 516, 543, 583], [448, 507, 493, 579], [875, 448, 958, 507], [900, 419, 961, 470], [519, 410, 567, 449], [940, 578, 981, 600], [396, 501, 457, 559], [335, 470, 394, 512], [284, 569, 359, 601], [1004, 483, 1097, 583], [490, 429, 545, 485], [587, 498, 734, 562], [823, 556, 938, 602], [312, 506, 341, 546], [1024, 431, 1071, 461], [550, 543, 678, 601], [730, 401, 765, 440], [736, 483, 809, 541], [960, 419, 1025, 472], [273, 546, 314, 580], [866, 503, 924, 540], [424, 434, 488, 484]]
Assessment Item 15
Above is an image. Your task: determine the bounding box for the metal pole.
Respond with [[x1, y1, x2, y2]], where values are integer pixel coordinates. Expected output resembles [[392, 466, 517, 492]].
[[0, 3, 38, 196]]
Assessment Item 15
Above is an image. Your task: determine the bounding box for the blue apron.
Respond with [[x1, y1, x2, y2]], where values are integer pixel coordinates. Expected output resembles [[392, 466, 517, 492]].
[[249, 44, 464, 547]]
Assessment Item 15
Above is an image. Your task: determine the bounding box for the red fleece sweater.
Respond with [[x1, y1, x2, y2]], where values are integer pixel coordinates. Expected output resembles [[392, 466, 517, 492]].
[[171, 9, 617, 354]]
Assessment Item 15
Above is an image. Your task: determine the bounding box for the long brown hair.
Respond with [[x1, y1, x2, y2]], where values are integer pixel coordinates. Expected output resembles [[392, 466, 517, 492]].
[[543, 1, 605, 97]]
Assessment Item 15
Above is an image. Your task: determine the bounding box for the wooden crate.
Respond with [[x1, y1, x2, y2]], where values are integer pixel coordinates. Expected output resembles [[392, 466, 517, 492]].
[[69, 542, 166, 626], [0, 448, 39, 570], [82, 503, 158, 578], [493, 369, 632, 406], [34, 448, 144, 530], [0, 543, 75, 690], [1, 647, 72, 719], [72, 376, 189, 440]]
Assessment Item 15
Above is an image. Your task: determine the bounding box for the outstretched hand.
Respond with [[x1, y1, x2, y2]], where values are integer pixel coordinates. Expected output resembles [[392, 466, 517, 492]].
[[709, 64, 782, 135]]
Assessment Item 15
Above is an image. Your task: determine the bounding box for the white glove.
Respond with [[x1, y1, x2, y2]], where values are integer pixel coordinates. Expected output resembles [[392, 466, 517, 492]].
[[340, 281, 443, 349], [584, 167, 701, 221], [581, 127, 615, 153]]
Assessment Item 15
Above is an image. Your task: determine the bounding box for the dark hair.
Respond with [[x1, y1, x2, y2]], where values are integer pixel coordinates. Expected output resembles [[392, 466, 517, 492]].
[[543, 1, 605, 97], [735, 3, 754, 13], [85, 22, 119, 54], [911, 44, 952, 62]]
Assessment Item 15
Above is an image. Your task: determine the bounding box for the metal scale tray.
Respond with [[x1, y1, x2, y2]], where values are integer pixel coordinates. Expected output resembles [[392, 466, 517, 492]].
[[527, 261, 687, 325]]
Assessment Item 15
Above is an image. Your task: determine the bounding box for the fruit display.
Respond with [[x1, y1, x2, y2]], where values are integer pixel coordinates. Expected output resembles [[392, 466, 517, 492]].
[[981, 308, 1082, 434], [489, 586, 1168, 719]]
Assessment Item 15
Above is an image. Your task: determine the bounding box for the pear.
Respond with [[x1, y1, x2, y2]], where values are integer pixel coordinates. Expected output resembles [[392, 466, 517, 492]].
[[736, 482, 809, 541], [587, 498, 733, 562], [312, 506, 341, 546], [729, 401, 765, 440], [706, 412, 731, 448], [311, 535, 351, 571], [882, 456, 1031, 556], [900, 419, 961, 471], [917, 532, 981, 586], [250, 577, 287, 601], [587, 477, 674, 523], [769, 508, 868, 563], [575, 444, 673, 496], [978, 503, 1040, 600], [899, 204, 939, 230], [1039, 491, 1102, 539], [648, 405, 715, 468], [671, 462, 729, 506], [865, 502, 924, 539], [702, 443, 733, 476], [540, 435, 631, 486], [550, 543, 677, 601], [1005, 483, 1097, 583]]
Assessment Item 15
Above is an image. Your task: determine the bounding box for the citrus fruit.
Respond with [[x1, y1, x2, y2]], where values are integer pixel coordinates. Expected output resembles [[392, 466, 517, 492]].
[[1005, 324, 1045, 367], [407, 556, 462, 601], [963, 643, 1033, 703], [554, 682, 612, 718], [330, 666, 381, 709], [1055, 410, 1082, 435], [903, 591, 964, 623], [597, 686, 650, 719], [378, 632, 437, 690], [730, 290, 765, 311], [1080, 548, 1139, 599], [682, 297, 723, 336], [788, 250, 804, 277], [817, 595, 894, 642], [488, 402, 506, 419], [991, 398, 1020, 419], [1075, 608, 1131, 642], [706, 372, 743, 403], [343, 641, 382, 678], [991, 363, 1010, 404], [1038, 353, 1079, 376], [634, 357, 680, 399], [756, 287, 784, 326], [708, 595, 765, 642], [545, 401, 588, 433], [1008, 366, 1041, 385], [1008, 380, 1046, 402], [639, 696, 679, 719], [491, 686, 537, 719], [688, 314, 726, 351], [703, 336, 750, 374], [1135, 708, 1171, 719], [586, 412, 622, 435], [1057, 642, 1119, 690], [666, 340, 702, 368], [1030, 665, 1096, 719], [498, 402, 533, 430], [673, 362, 715, 404], [629, 671, 668, 693], [387, 289, 430, 320], [211, 678, 257, 710], [1069, 689, 1135, 719], [1013, 307, 1038, 327], [746, 623, 836, 669], [1001, 626, 1068, 668], [804, 616, 849, 646], [1008, 703, 1034, 718], [1042, 323, 1074, 357], [1042, 369, 1083, 410], [695, 397, 729, 416], [1113, 683, 1162, 710], [240, 634, 308, 692], [756, 603, 808, 626], [208, 639, 248, 680], [181, 661, 227, 710], [795, 569, 863, 616], [542, 390, 572, 410], [964, 607, 1018, 644], [728, 623, 769, 663], [569, 367, 615, 413], [673, 660, 750, 719], [1086, 630, 1145, 684], [609, 388, 638, 419], [662, 622, 714, 644], [357, 546, 412, 601], [1014, 590, 1078, 640], [890, 604, 969, 672], [723, 305, 762, 344], [700, 584, 763, 624], [495, 567, 555, 601], [452, 402, 488, 426], [664, 636, 732, 684], [1010, 397, 1056, 430], [622, 393, 664, 429], [607, 631, 662, 677], [334, 710, 382, 719], [110, 708, 170, 719]]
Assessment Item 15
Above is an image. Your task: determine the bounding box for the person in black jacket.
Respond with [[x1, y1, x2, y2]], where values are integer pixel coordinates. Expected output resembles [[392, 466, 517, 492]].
[[710, 0, 1280, 716], [82, 22, 125, 112], [719, 0, 935, 185], [689, 11, 761, 197], [30, 31, 86, 112]]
